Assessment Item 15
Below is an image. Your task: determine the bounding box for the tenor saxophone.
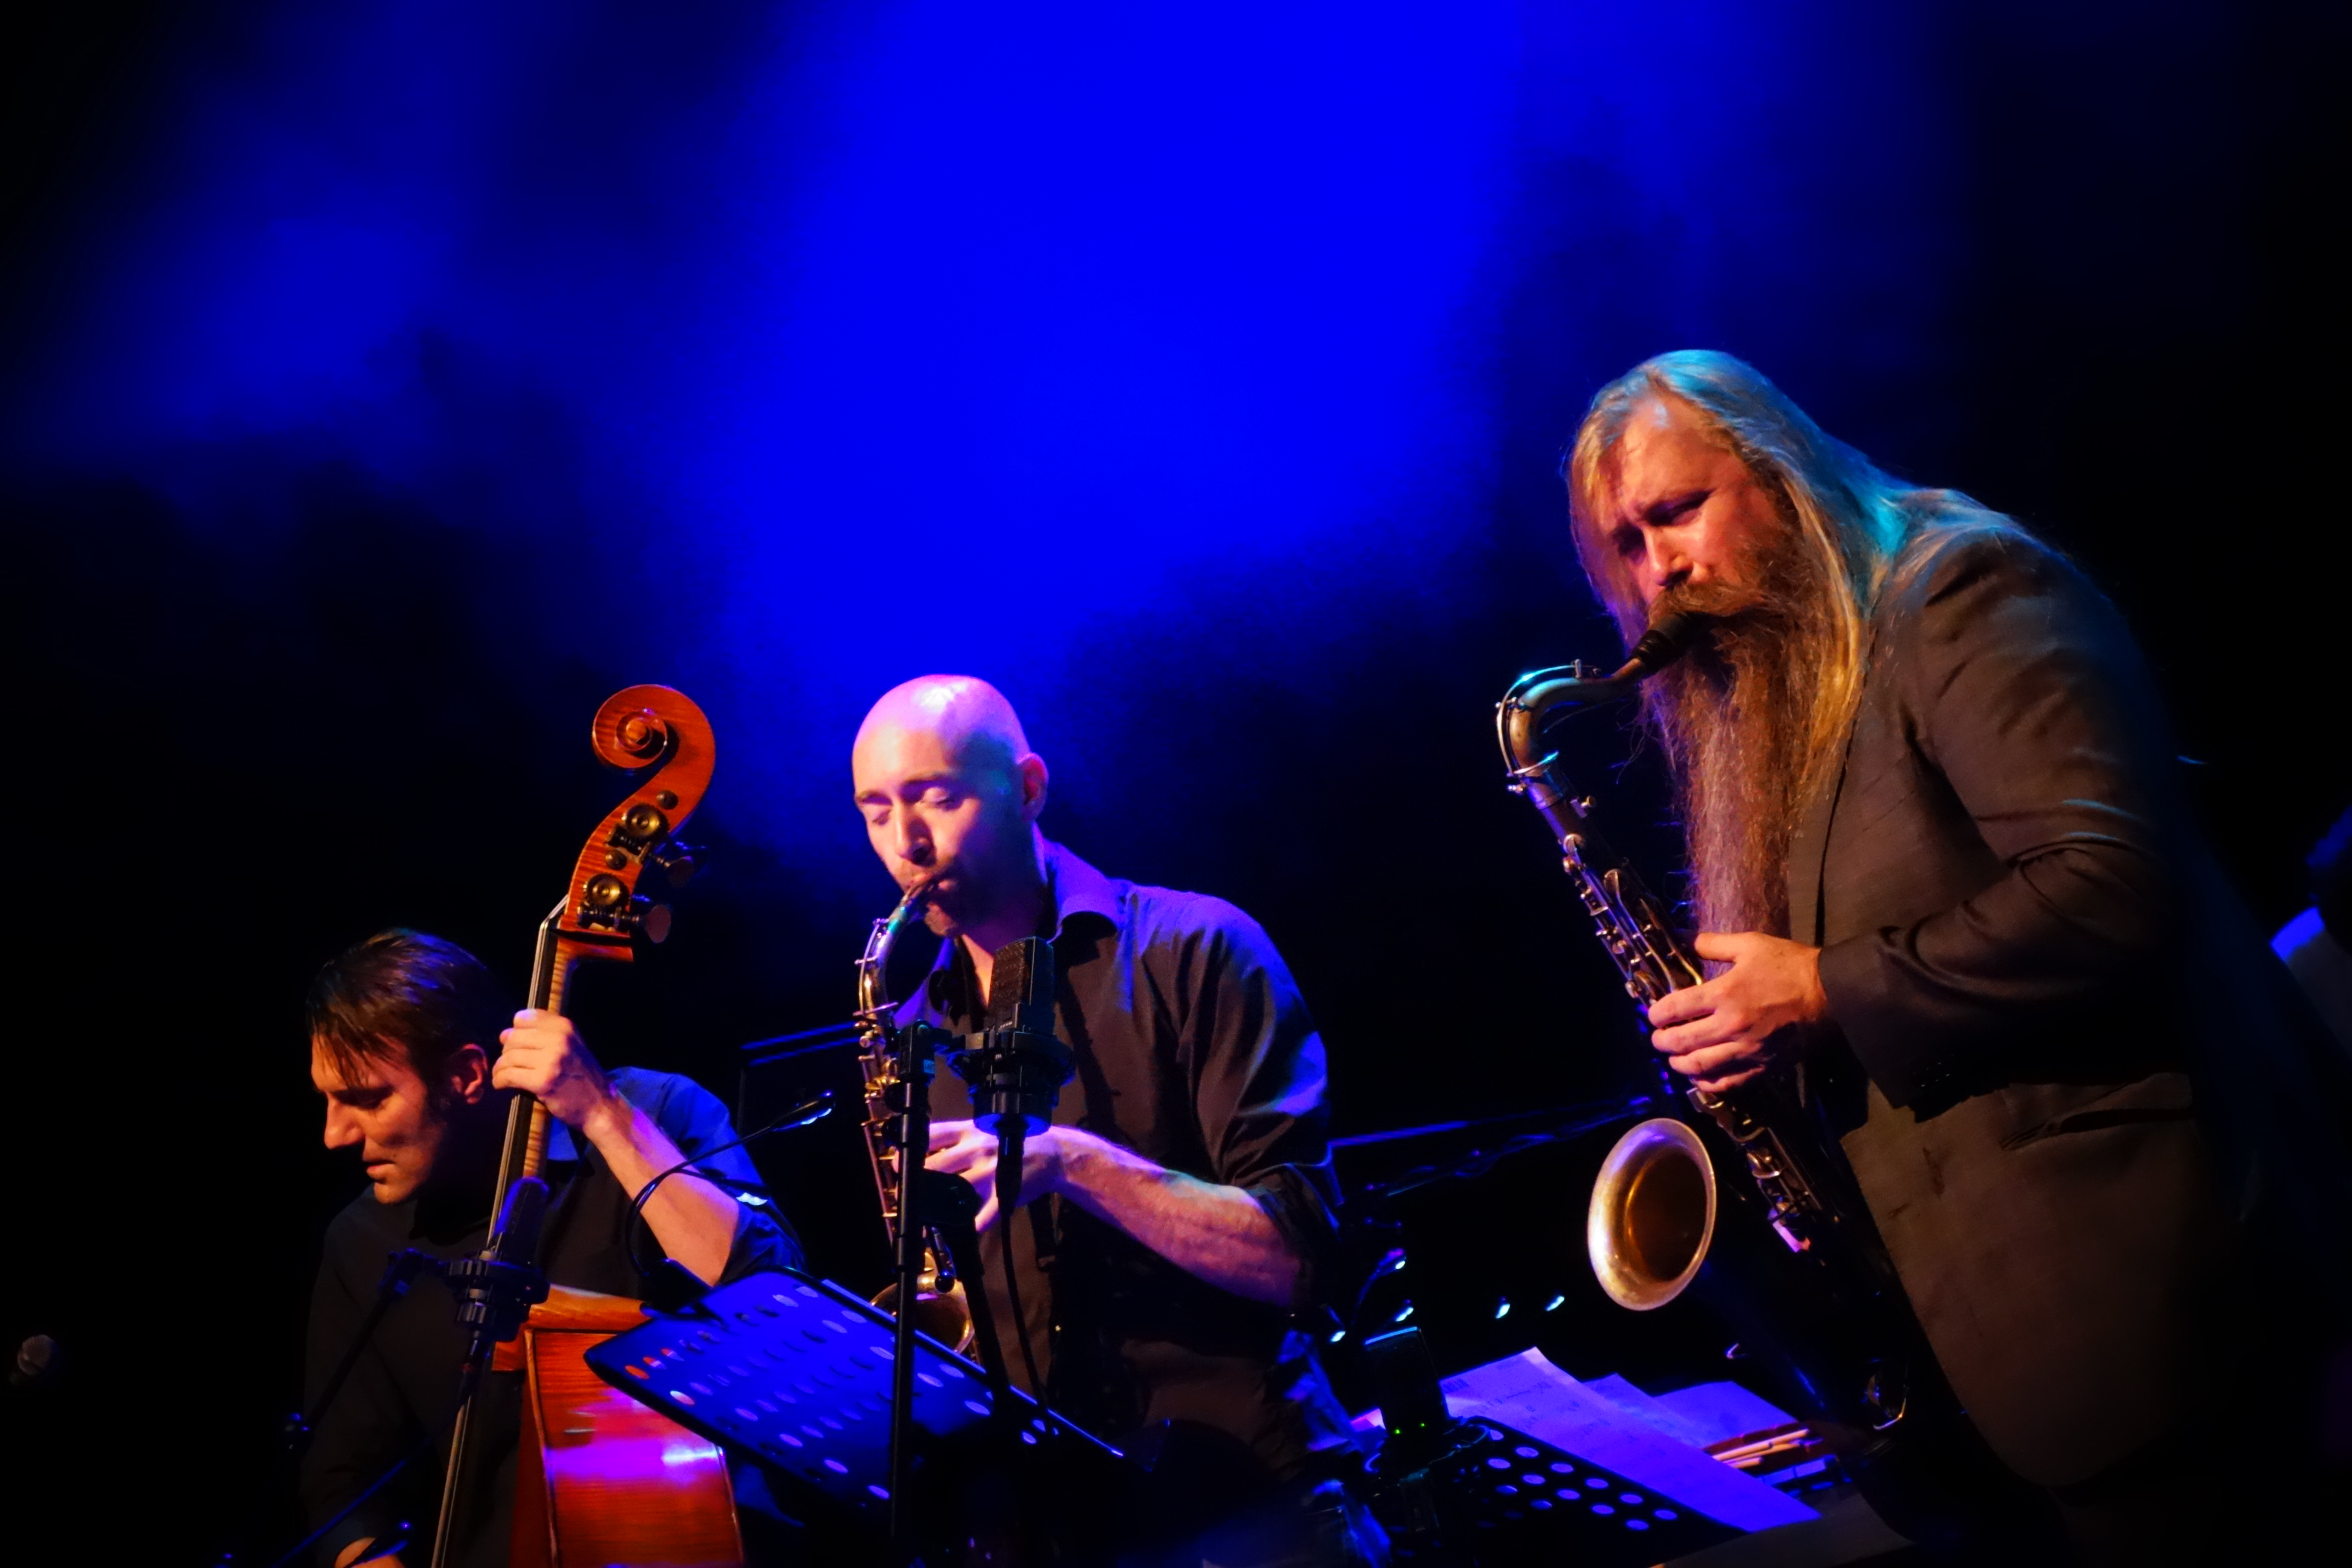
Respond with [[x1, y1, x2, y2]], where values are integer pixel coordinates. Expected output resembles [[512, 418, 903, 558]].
[[856, 882, 977, 1352], [1496, 608, 1915, 1443]]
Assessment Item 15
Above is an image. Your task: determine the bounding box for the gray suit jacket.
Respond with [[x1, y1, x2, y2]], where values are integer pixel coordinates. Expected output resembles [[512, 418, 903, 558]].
[[1789, 527, 2348, 1487]]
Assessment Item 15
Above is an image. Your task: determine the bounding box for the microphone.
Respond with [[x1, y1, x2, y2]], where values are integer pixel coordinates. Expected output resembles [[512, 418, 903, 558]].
[[953, 936, 1075, 1223], [969, 936, 1068, 1139], [10, 1334, 60, 1390], [490, 1172, 551, 1266], [986, 938, 1055, 1052], [448, 1175, 551, 1366]]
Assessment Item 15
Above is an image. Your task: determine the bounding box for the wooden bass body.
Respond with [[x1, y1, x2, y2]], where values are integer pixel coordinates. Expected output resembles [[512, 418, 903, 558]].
[[495, 1286, 744, 1568]]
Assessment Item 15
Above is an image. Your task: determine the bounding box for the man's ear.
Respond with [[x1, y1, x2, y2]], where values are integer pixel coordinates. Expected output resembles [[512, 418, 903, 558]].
[[443, 1043, 492, 1106], [1016, 752, 1049, 821]]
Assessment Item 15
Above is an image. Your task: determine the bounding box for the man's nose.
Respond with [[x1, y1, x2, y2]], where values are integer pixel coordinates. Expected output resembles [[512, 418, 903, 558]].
[[1640, 530, 1692, 597], [322, 1106, 360, 1150], [892, 813, 934, 867]]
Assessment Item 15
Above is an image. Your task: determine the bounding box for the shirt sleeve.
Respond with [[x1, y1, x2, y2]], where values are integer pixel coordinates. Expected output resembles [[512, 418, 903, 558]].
[[1175, 903, 1343, 1312], [1815, 533, 2189, 1105], [624, 1067, 805, 1283], [297, 1231, 419, 1567]]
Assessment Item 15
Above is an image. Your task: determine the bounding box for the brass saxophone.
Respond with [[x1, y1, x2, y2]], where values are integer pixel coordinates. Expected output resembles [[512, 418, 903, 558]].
[[1496, 609, 1914, 1443], [856, 882, 977, 1352]]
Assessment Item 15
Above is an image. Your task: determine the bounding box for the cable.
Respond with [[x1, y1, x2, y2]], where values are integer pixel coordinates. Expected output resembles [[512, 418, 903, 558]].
[[623, 1093, 834, 1280], [263, 1366, 474, 1568], [995, 1129, 1050, 1414]]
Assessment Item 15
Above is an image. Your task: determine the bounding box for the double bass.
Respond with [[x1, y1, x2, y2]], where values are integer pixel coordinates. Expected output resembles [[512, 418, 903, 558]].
[[427, 684, 741, 1568]]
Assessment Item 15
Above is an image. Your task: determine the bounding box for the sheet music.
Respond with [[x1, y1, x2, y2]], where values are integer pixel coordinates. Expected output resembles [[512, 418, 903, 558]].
[[1439, 1349, 1817, 1532], [1583, 1373, 1797, 1450]]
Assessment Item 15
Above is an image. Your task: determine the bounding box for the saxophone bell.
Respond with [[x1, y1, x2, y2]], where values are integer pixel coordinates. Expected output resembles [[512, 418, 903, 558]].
[[1586, 1117, 1717, 1311]]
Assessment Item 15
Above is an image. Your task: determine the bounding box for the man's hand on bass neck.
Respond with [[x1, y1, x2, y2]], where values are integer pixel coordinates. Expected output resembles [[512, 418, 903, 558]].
[[493, 1010, 740, 1285]]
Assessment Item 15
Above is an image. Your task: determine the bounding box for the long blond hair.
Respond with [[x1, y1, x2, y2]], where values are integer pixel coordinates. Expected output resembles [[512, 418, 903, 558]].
[[1563, 351, 2012, 925]]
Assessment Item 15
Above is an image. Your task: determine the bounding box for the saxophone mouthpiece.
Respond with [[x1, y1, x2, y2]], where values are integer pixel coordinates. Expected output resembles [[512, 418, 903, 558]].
[[1614, 606, 1714, 681]]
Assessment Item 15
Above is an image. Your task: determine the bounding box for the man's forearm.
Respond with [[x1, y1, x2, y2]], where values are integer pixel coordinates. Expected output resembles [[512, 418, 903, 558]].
[[579, 1093, 739, 1285], [1054, 1134, 1301, 1307]]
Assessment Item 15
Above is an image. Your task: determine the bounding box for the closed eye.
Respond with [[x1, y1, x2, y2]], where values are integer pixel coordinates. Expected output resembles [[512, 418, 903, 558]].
[[1647, 490, 1705, 524], [332, 1087, 392, 1110]]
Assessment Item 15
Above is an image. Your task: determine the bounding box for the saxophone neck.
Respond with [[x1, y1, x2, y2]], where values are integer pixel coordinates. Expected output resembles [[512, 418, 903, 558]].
[[1495, 607, 1713, 781], [857, 881, 934, 1024]]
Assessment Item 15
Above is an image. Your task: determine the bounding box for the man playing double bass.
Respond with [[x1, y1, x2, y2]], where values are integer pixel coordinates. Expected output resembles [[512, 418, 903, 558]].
[[851, 675, 1381, 1566], [299, 929, 798, 1568], [1556, 351, 2351, 1562]]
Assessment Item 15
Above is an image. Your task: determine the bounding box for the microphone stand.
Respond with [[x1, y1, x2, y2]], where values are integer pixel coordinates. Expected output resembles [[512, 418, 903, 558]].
[[285, 1249, 438, 1458], [882, 936, 1074, 1562], [884, 1018, 947, 1555], [879, 1020, 1028, 1557], [426, 1171, 552, 1568], [949, 937, 1075, 1545]]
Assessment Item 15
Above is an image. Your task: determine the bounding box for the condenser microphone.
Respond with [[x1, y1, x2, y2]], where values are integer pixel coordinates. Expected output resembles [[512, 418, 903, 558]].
[[968, 936, 1069, 1139], [956, 935, 1074, 1234], [984, 936, 1057, 1047]]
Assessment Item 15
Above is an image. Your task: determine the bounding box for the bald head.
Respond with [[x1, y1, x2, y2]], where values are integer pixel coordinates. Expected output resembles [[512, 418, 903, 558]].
[[854, 675, 1031, 782], [851, 676, 1050, 943]]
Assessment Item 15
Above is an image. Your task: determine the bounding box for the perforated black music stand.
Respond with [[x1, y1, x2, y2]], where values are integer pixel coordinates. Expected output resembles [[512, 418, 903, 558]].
[[584, 1269, 1137, 1559]]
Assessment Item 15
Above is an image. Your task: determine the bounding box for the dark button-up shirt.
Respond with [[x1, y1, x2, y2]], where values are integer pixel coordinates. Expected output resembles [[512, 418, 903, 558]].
[[299, 1067, 799, 1568], [913, 839, 1354, 1484]]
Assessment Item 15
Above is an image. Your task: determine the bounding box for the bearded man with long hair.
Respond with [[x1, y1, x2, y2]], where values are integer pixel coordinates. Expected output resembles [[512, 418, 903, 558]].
[[1561, 352, 2350, 1564]]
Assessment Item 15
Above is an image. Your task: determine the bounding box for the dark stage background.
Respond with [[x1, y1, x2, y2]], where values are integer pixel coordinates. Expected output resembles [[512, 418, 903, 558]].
[[3, 3, 2345, 1560]]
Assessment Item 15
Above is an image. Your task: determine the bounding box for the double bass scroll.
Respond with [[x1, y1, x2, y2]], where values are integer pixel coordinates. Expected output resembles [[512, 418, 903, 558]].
[[495, 686, 717, 1210], [431, 683, 723, 1568]]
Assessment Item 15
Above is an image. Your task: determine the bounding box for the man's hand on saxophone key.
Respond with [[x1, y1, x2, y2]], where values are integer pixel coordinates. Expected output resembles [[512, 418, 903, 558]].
[[1645, 931, 1829, 1093]]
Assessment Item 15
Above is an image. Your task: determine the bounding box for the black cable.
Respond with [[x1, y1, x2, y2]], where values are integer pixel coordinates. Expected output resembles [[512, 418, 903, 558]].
[[262, 1365, 475, 1568], [293, 1250, 438, 1452], [988, 1125, 1066, 1568], [622, 1093, 834, 1280], [998, 1138, 1048, 1403]]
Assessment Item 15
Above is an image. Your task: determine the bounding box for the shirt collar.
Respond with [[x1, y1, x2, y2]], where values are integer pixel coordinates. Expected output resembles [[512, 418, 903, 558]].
[[912, 838, 1120, 1024], [1040, 837, 1121, 938]]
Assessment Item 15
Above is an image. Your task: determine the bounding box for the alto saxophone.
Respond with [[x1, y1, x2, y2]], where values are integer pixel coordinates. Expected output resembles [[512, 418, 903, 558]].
[[1496, 608, 1914, 1443], [856, 882, 977, 1352]]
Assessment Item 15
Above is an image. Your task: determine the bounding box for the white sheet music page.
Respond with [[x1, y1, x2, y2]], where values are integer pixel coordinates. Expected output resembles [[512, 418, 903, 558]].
[[1438, 1348, 1818, 1532]]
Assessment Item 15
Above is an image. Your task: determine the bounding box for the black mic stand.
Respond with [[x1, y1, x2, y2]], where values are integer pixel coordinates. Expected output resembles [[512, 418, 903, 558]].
[[949, 936, 1075, 1281], [242, 1210, 550, 1568], [952, 937, 1075, 1406], [880, 936, 1074, 1562], [283, 1249, 438, 1458], [881, 1020, 1025, 1556], [883, 1018, 947, 1555], [425, 1172, 552, 1568]]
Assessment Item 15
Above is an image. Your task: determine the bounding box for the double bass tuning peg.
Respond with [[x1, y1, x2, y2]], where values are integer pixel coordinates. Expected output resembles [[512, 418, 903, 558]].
[[649, 840, 701, 887], [636, 897, 674, 945]]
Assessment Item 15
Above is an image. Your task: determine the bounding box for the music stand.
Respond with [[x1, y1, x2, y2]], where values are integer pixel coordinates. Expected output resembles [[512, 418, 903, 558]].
[[584, 1269, 1137, 1561]]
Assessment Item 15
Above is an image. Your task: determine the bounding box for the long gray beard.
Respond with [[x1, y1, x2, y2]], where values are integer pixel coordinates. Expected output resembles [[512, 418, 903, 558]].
[[1644, 557, 1842, 939]]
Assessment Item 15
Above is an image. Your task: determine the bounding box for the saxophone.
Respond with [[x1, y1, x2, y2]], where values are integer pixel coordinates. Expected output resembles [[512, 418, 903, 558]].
[[856, 882, 977, 1352], [1496, 608, 1914, 1444]]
